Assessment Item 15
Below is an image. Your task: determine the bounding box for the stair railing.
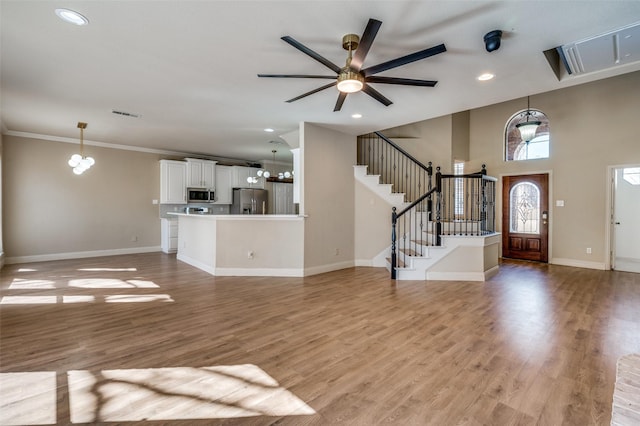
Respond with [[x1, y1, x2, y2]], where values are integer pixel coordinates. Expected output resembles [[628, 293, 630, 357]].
[[391, 168, 441, 279], [357, 131, 433, 203], [438, 167, 497, 237], [390, 166, 496, 279], [357, 132, 496, 279]]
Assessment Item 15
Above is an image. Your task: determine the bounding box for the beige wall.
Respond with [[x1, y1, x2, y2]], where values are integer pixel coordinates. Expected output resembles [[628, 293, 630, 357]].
[[0, 133, 3, 268], [216, 218, 304, 271], [354, 180, 392, 263], [382, 114, 455, 173], [301, 123, 355, 273], [3, 135, 161, 261], [467, 71, 640, 267], [451, 111, 470, 162]]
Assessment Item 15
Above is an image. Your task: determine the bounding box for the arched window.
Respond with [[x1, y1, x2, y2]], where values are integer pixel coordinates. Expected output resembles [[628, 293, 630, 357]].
[[505, 108, 550, 161]]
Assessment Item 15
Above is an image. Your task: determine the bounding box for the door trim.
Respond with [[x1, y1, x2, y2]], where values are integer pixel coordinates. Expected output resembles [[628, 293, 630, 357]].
[[498, 170, 553, 261], [605, 163, 640, 271]]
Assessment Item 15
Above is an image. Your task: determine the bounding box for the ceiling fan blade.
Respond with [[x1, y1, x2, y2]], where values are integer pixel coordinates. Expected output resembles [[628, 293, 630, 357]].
[[362, 85, 392, 107], [281, 36, 342, 74], [285, 82, 337, 103], [350, 18, 382, 72], [362, 43, 446, 77], [258, 74, 337, 79], [334, 92, 347, 112], [365, 76, 438, 87]]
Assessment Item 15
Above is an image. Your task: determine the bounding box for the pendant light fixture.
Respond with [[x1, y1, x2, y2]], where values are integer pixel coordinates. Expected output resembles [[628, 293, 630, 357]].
[[67, 122, 95, 175], [247, 150, 293, 184], [515, 96, 541, 143]]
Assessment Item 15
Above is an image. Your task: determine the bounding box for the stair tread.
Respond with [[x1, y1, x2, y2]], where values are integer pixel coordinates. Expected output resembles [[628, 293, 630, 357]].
[[385, 257, 406, 268], [399, 248, 418, 256]]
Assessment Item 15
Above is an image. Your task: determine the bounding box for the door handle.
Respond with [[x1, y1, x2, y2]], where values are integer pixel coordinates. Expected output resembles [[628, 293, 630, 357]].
[[615, 222, 621, 225]]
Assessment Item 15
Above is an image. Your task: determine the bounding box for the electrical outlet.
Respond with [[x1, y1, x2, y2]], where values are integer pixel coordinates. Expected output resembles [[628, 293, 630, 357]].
[[131, 236, 138, 242], [335, 248, 340, 256], [248, 250, 254, 259], [586, 247, 592, 254]]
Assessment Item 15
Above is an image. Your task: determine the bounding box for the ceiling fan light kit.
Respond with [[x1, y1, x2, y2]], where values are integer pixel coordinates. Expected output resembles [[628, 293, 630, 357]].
[[337, 70, 364, 93], [258, 18, 445, 111]]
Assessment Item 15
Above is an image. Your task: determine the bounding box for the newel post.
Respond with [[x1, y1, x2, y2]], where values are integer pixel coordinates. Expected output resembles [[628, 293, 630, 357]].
[[435, 167, 442, 246], [391, 207, 397, 279], [427, 161, 433, 218]]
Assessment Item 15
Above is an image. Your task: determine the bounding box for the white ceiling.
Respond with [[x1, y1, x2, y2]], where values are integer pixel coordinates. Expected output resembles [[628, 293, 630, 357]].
[[2, 1, 640, 164]]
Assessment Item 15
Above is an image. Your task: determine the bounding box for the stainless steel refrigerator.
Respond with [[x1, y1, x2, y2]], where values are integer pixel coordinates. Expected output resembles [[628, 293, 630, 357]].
[[231, 188, 268, 214]]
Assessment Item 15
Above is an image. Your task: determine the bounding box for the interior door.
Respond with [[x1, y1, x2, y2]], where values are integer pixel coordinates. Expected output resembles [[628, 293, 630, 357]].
[[502, 174, 549, 262], [612, 166, 640, 273]]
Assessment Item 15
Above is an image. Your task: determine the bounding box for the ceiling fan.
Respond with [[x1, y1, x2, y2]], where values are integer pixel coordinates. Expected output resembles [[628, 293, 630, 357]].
[[258, 18, 446, 112]]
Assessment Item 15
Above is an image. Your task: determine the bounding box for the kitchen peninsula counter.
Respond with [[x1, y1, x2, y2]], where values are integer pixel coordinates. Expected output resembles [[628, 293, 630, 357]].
[[168, 213, 305, 277]]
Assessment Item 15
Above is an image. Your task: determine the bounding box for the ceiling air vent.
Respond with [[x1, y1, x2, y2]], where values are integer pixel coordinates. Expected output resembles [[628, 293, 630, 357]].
[[545, 21, 640, 80], [111, 109, 140, 118]]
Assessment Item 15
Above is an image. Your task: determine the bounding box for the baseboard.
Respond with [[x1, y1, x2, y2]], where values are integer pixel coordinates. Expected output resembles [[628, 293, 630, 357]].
[[484, 265, 500, 280], [550, 257, 606, 270], [355, 259, 373, 267], [425, 271, 490, 281], [5, 246, 162, 265], [176, 253, 216, 275], [215, 267, 304, 277], [177, 254, 305, 277], [304, 260, 355, 277]]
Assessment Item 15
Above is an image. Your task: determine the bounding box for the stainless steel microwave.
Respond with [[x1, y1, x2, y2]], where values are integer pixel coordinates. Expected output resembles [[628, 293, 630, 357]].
[[187, 188, 215, 203]]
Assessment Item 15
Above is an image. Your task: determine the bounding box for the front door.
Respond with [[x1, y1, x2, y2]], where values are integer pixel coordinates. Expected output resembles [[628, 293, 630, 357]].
[[502, 174, 549, 262]]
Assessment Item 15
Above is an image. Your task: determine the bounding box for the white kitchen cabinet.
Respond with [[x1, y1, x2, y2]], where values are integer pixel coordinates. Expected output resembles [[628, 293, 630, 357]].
[[160, 160, 187, 204], [232, 166, 264, 189], [186, 158, 216, 188], [161, 218, 178, 253], [213, 165, 233, 204]]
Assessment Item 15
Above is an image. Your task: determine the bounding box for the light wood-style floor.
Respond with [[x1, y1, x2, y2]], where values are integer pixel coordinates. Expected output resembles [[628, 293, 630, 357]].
[[1, 253, 639, 425]]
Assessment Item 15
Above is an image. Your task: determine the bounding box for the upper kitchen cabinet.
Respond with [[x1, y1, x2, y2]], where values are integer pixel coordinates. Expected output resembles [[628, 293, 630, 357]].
[[213, 165, 233, 204], [232, 166, 264, 189], [186, 158, 216, 188], [160, 160, 187, 204]]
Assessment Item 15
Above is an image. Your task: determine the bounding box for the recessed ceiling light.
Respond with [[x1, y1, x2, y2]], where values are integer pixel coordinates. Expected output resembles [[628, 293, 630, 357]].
[[477, 73, 495, 81], [351, 113, 362, 119], [55, 8, 89, 26], [264, 128, 274, 132]]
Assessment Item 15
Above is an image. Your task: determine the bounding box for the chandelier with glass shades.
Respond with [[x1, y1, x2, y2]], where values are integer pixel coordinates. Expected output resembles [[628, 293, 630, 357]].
[[67, 122, 95, 175], [247, 150, 293, 184]]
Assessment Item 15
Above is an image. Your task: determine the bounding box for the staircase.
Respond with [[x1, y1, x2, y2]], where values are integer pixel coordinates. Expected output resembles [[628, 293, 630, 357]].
[[356, 132, 500, 281]]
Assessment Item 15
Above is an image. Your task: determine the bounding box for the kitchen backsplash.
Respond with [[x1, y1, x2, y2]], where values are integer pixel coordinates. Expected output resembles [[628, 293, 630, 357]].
[[159, 204, 229, 218]]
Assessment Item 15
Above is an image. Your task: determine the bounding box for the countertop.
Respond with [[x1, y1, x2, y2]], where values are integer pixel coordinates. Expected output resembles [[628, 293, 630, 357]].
[[167, 212, 302, 220]]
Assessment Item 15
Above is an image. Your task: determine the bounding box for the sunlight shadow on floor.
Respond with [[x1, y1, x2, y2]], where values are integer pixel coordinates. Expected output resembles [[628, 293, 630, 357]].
[[67, 365, 315, 422], [69, 278, 159, 288], [0, 295, 174, 304]]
